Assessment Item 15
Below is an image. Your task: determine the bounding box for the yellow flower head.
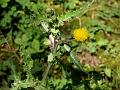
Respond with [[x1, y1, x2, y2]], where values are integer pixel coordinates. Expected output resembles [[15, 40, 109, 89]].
[[73, 28, 88, 41]]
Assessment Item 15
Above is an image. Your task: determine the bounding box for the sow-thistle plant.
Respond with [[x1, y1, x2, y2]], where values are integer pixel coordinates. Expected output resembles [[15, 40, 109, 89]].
[[73, 28, 89, 41]]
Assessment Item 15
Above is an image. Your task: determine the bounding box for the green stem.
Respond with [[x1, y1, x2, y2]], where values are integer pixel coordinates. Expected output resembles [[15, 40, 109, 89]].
[[42, 40, 59, 82], [42, 62, 52, 82]]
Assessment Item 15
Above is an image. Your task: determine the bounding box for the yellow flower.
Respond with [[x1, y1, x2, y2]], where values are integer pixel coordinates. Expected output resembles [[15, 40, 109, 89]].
[[73, 28, 88, 41]]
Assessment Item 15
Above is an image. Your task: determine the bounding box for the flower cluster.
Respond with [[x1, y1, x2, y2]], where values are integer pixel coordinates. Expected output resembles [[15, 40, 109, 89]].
[[73, 28, 88, 41]]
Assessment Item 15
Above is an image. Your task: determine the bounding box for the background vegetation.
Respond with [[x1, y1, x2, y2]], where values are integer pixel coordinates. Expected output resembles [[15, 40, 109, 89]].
[[0, 0, 120, 90]]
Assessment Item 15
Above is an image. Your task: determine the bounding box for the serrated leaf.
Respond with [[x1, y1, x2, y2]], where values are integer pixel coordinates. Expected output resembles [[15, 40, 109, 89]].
[[58, 1, 94, 22]]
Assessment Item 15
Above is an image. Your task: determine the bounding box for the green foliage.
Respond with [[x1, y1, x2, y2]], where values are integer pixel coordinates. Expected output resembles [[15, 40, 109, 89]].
[[0, 0, 120, 90], [58, 0, 94, 22], [0, 0, 10, 8]]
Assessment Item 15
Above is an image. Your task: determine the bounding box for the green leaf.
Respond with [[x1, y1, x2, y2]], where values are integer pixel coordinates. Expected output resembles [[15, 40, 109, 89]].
[[32, 39, 40, 52], [97, 39, 108, 46], [0, 0, 10, 8], [87, 42, 97, 53], [70, 51, 83, 71], [104, 68, 111, 78], [14, 38, 22, 45], [43, 38, 51, 46], [51, 28, 59, 34], [58, 0, 94, 22], [48, 53, 53, 62], [22, 34, 29, 42], [106, 26, 113, 33], [0, 37, 5, 45], [0, 6, 16, 27], [64, 44, 71, 52], [16, 0, 30, 8]]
